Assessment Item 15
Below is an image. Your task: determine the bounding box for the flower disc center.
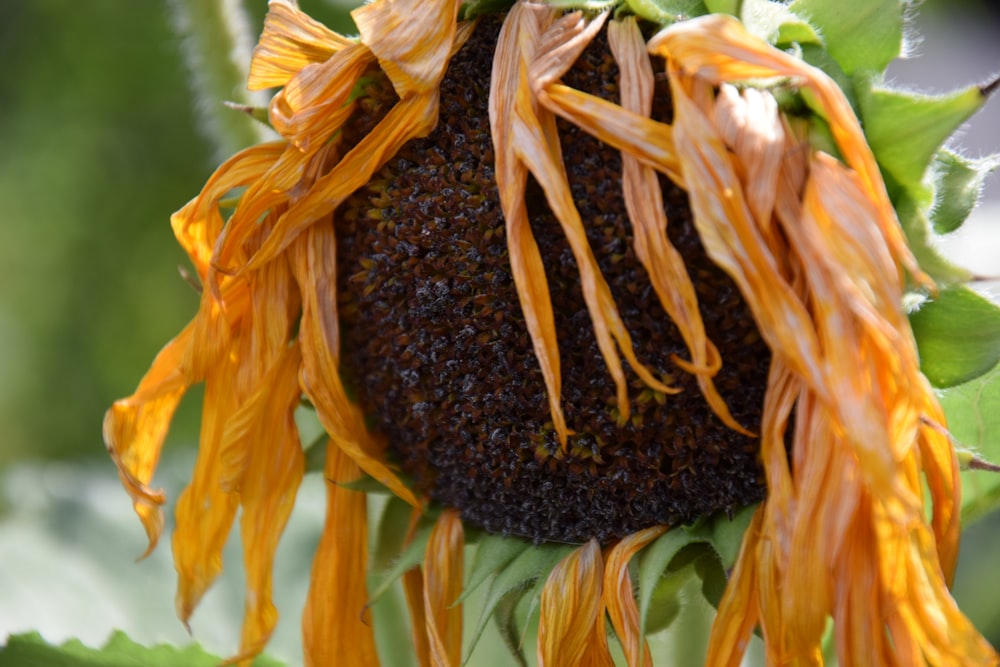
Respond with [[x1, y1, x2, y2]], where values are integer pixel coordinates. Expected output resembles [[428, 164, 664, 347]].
[[336, 17, 770, 543]]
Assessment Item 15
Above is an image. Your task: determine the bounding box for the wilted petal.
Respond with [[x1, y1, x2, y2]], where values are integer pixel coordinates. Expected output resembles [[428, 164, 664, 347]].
[[249, 0, 355, 91], [609, 16, 745, 435], [292, 223, 420, 507], [303, 443, 379, 667], [603, 526, 666, 667], [423, 510, 464, 667], [537, 540, 606, 667], [224, 344, 305, 665], [353, 0, 461, 97], [650, 13, 925, 286]]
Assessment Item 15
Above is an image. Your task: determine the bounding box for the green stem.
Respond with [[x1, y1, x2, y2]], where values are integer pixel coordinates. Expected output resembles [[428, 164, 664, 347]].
[[168, 0, 271, 159]]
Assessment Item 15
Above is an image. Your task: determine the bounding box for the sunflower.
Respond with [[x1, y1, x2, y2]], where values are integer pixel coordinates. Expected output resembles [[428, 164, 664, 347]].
[[104, 0, 1000, 665]]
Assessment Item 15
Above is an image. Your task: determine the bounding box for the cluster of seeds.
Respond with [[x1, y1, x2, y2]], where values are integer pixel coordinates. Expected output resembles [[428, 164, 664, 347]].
[[336, 17, 771, 543]]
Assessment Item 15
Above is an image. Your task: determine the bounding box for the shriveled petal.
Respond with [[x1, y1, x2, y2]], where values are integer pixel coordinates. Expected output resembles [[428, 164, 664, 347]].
[[103, 323, 194, 557], [489, 1, 567, 443], [608, 16, 746, 435], [353, 0, 461, 98], [249, 0, 355, 91], [423, 510, 464, 667], [491, 6, 676, 447], [706, 507, 763, 667], [173, 346, 243, 625], [268, 43, 375, 150], [292, 223, 420, 507], [537, 539, 607, 667], [303, 443, 378, 667], [649, 13, 925, 286], [171, 142, 286, 280], [224, 344, 305, 665], [402, 509, 431, 667], [603, 526, 666, 667]]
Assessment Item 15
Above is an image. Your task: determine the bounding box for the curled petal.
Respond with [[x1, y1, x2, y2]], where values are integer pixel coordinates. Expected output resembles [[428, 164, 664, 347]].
[[423, 510, 465, 667], [249, 0, 355, 91], [603, 526, 666, 667]]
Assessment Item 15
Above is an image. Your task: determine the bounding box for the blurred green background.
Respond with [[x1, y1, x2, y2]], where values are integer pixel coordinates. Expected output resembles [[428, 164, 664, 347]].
[[0, 0, 998, 663]]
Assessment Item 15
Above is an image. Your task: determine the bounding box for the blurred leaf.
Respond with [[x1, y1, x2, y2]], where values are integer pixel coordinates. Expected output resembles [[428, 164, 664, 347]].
[[910, 286, 1000, 388], [623, 0, 706, 24], [740, 0, 817, 45], [930, 150, 998, 235], [937, 362, 1000, 522], [0, 631, 284, 667], [789, 0, 902, 74]]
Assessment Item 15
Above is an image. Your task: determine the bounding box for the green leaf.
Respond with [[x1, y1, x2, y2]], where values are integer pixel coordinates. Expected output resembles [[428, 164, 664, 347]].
[[910, 286, 1000, 388], [465, 544, 573, 663], [0, 631, 284, 667], [893, 190, 974, 286], [368, 518, 434, 606], [624, 0, 707, 24], [458, 533, 530, 604], [636, 529, 699, 639], [693, 549, 727, 608], [788, 0, 903, 75], [929, 150, 998, 235], [860, 84, 986, 197], [740, 0, 818, 46], [373, 496, 416, 571], [703, 0, 737, 15], [490, 587, 532, 667], [937, 362, 1000, 522]]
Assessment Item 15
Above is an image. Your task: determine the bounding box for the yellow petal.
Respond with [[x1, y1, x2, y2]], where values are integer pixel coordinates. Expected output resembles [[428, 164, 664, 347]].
[[268, 42, 375, 150], [352, 0, 461, 98], [249, 0, 355, 91], [303, 442, 379, 667], [537, 539, 607, 667], [173, 343, 243, 625], [222, 344, 305, 665], [649, 13, 926, 287], [603, 526, 666, 667], [492, 5, 676, 446], [171, 141, 286, 281], [103, 323, 194, 557], [706, 507, 763, 667], [423, 510, 464, 667], [292, 223, 420, 507]]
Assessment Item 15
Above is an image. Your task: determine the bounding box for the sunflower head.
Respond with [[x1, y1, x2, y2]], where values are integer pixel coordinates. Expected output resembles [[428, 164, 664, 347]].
[[105, 0, 1000, 664]]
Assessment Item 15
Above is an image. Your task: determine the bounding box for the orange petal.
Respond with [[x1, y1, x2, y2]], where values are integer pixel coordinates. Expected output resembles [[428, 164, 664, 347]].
[[249, 0, 355, 91], [223, 344, 305, 665], [649, 13, 925, 287], [352, 0, 461, 98], [303, 442, 379, 667], [536, 539, 607, 667], [706, 507, 763, 667], [608, 16, 746, 435], [103, 322, 195, 557], [403, 508, 431, 667], [268, 43, 375, 150], [603, 526, 666, 667], [490, 2, 567, 445], [423, 510, 465, 667], [172, 343, 243, 625], [292, 223, 420, 507]]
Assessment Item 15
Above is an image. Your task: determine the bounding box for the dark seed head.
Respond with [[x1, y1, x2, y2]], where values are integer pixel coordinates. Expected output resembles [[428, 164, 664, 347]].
[[336, 17, 770, 544]]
